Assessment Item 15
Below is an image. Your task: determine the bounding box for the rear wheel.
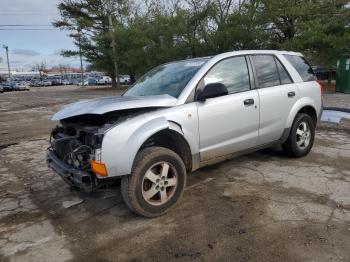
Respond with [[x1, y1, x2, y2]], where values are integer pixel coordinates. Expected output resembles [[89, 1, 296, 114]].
[[121, 146, 186, 217], [282, 113, 315, 157]]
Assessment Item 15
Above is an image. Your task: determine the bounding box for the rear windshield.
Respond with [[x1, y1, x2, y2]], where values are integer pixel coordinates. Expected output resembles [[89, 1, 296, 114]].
[[283, 55, 317, 82]]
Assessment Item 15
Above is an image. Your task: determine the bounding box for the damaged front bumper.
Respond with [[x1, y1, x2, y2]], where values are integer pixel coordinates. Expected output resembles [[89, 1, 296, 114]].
[[46, 149, 96, 193]]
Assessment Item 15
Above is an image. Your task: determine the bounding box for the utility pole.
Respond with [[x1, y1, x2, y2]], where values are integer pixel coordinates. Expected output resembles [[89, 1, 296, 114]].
[[108, 0, 120, 88], [2, 45, 11, 79], [77, 28, 84, 86]]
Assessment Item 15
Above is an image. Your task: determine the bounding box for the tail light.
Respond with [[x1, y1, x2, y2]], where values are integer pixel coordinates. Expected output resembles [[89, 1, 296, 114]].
[[317, 80, 323, 96]]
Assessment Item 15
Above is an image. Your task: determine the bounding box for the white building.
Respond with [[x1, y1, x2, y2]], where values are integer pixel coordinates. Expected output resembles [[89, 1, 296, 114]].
[[0, 70, 41, 80]]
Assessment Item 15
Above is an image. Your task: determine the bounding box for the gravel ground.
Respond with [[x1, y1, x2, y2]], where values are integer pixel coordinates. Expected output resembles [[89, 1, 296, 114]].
[[0, 86, 350, 262]]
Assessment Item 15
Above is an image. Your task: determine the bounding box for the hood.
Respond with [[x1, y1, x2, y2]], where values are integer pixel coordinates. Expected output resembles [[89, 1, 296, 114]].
[[51, 95, 178, 121]]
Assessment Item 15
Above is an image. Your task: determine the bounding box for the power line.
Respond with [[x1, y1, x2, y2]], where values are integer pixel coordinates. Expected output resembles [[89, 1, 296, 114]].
[[0, 28, 58, 31], [0, 9, 56, 12], [0, 25, 53, 27], [0, 13, 57, 15]]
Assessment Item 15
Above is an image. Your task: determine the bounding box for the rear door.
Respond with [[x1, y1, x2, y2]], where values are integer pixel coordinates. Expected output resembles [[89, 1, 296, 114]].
[[197, 56, 260, 161], [250, 54, 299, 145]]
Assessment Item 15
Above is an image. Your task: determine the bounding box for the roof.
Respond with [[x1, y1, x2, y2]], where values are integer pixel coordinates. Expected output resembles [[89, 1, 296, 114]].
[[214, 50, 303, 58], [164, 50, 303, 66]]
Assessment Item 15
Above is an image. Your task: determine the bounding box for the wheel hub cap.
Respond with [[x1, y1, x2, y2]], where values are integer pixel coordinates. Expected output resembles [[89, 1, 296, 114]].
[[296, 121, 311, 150], [141, 162, 178, 206]]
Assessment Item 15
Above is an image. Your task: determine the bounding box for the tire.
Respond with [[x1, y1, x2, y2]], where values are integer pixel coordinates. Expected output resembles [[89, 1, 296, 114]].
[[121, 146, 186, 217], [282, 113, 315, 157]]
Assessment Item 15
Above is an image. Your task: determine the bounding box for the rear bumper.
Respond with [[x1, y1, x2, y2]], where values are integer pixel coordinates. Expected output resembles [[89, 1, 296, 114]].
[[46, 150, 95, 193]]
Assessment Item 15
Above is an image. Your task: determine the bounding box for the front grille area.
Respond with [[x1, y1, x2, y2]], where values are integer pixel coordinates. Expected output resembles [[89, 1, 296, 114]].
[[53, 137, 81, 161], [47, 123, 121, 192], [50, 126, 96, 170]]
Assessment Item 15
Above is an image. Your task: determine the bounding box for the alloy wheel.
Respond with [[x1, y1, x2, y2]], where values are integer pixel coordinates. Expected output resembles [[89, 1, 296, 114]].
[[296, 121, 311, 150], [141, 161, 178, 206]]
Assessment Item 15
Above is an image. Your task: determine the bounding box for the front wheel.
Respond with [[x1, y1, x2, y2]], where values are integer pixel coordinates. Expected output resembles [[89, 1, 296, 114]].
[[121, 146, 186, 217], [282, 113, 315, 157]]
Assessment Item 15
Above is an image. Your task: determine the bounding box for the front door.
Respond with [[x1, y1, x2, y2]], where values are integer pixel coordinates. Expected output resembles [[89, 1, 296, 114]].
[[196, 56, 260, 162]]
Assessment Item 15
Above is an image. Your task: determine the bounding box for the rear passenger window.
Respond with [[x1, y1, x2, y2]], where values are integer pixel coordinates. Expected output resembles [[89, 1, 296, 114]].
[[251, 55, 280, 88], [275, 58, 293, 85], [283, 55, 317, 82]]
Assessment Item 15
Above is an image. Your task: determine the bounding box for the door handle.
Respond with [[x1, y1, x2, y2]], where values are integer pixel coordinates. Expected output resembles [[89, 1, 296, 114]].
[[288, 91, 295, 97], [244, 99, 254, 106]]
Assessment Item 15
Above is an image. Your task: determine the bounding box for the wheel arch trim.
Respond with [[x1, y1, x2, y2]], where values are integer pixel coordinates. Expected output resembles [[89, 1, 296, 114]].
[[285, 98, 318, 129]]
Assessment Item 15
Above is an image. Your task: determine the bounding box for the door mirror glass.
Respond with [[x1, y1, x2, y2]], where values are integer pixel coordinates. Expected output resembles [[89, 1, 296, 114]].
[[197, 83, 228, 101]]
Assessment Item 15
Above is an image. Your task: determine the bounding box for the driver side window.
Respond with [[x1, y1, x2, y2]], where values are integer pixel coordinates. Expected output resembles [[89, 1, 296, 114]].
[[203, 56, 251, 94]]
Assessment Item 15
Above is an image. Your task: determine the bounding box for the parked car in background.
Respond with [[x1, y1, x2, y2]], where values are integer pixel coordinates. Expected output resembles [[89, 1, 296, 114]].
[[47, 50, 322, 217], [16, 82, 30, 91], [62, 79, 71, 85], [3, 82, 16, 91], [30, 80, 41, 87], [97, 76, 112, 85], [0, 85, 3, 93], [42, 80, 52, 86], [78, 80, 89, 86], [311, 65, 336, 81], [119, 75, 130, 85], [71, 79, 80, 85], [88, 78, 98, 85], [51, 78, 62, 86]]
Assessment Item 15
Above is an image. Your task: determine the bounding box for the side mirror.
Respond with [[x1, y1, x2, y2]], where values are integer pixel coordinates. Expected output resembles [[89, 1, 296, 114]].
[[197, 83, 228, 101]]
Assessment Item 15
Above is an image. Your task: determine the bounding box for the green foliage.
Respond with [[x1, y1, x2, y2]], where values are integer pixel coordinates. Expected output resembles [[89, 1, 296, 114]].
[[253, 0, 350, 68], [287, 0, 350, 68], [54, 0, 350, 79]]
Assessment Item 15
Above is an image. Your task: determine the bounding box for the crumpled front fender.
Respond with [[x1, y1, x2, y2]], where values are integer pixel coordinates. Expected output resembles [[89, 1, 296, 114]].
[[101, 116, 177, 177]]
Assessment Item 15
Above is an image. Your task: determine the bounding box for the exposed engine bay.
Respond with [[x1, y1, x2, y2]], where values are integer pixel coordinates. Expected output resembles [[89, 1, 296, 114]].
[[50, 108, 153, 167], [50, 124, 100, 170], [47, 108, 157, 192]]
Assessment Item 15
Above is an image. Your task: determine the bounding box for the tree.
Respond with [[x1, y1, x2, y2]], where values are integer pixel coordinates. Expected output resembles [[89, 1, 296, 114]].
[[54, 0, 350, 82], [58, 64, 70, 79], [214, 0, 267, 51], [35, 61, 47, 79], [255, 1, 350, 58], [290, 1, 350, 71], [54, 0, 132, 87], [253, 0, 313, 46], [114, 1, 213, 76], [210, 0, 237, 52]]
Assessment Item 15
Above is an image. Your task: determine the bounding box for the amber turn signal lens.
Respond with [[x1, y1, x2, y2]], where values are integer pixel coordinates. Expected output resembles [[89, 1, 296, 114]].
[[91, 160, 108, 176]]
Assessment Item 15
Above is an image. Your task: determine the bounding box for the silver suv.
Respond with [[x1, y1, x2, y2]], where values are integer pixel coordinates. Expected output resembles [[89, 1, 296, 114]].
[[47, 50, 322, 217]]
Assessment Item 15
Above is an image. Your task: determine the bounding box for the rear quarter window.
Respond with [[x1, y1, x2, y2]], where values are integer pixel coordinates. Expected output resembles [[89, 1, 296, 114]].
[[283, 55, 317, 82], [275, 58, 293, 85]]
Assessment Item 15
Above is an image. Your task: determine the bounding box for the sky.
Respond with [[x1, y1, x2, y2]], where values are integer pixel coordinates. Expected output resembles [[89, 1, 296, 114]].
[[0, 0, 80, 71]]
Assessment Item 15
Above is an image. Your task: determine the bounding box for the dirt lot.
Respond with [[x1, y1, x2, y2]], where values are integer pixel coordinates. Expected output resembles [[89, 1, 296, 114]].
[[1, 86, 350, 262]]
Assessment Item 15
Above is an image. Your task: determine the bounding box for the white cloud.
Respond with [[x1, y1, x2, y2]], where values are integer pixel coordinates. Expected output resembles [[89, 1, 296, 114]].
[[12, 48, 41, 56], [0, 0, 80, 71]]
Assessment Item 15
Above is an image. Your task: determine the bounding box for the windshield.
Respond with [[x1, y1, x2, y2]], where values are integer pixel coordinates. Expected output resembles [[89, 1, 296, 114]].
[[124, 58, 209, 98]]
